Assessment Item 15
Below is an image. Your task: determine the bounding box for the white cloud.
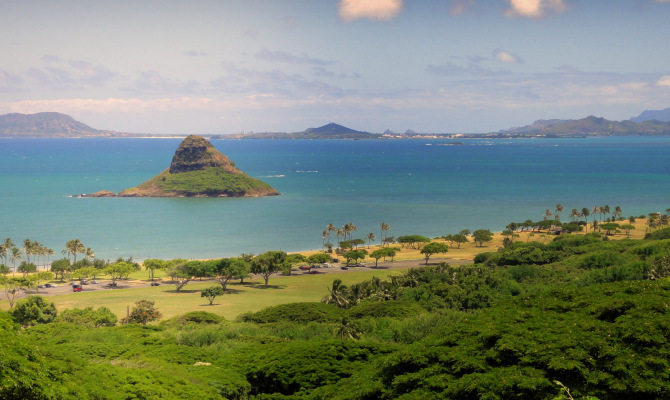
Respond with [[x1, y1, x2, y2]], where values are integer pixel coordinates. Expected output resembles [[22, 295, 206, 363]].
[[449, 0, 475, 16], [338, 0, 403, 22], [657, 75, 670, 87], [493, 49, 523, 64], [504, 0, 567, 18]]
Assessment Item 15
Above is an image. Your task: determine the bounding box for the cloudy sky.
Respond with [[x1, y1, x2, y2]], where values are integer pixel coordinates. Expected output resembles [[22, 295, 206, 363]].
[[2, 0, 670, 134]]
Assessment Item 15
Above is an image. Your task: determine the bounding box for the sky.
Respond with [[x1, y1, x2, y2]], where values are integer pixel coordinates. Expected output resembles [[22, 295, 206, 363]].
[[1, 0, 670, 134]]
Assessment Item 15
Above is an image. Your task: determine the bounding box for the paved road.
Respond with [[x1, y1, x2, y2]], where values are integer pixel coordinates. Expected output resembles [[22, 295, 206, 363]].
[[2, 257, 473, 300]]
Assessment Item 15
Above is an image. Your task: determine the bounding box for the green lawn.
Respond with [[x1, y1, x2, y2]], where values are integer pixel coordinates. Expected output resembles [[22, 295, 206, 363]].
[[2, 269, 404, 321]]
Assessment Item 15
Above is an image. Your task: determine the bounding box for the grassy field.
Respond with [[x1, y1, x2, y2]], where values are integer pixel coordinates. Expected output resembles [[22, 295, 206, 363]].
[[1, 269, 404, 321], [0, 218, 654, 321]]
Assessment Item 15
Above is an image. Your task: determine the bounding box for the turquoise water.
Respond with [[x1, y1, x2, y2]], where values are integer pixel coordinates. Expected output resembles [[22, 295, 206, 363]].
[[1, 137, 669, 261]]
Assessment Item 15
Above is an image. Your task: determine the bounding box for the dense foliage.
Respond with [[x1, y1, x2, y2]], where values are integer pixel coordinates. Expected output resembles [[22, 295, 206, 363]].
[[2, 231, 670, 399]]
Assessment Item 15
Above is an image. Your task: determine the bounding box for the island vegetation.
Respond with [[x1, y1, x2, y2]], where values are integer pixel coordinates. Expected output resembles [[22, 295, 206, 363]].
[[79, 135, 279, 198], [2, 206, 670, 399]]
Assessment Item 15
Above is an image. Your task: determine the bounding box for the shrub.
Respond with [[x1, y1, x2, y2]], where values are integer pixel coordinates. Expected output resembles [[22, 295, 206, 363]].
[[645, 227, 670, 240], [57, 306, 117, 327], [9, 295, 57, 327], [167, 311, 224, 325], [238, 302, 345, 323], [348, 301, 425, 319]]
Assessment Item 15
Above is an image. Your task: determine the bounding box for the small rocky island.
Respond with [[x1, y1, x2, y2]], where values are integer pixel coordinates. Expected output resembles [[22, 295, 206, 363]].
[[79, 135, 279, 198]]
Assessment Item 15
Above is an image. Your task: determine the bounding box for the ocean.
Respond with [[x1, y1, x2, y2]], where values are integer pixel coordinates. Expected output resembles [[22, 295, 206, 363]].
[[1, 137, 669, 262]]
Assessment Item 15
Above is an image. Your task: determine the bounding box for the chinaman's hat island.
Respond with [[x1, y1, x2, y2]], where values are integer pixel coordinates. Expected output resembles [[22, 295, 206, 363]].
[[75, 135, 279, 198]]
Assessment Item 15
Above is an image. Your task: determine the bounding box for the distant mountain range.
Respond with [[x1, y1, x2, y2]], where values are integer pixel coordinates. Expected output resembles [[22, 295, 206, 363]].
[[630, 107, 670, 123], [4, 109, 670, 139], [0, 112, 135, 137], [500, 115, 670, 137]]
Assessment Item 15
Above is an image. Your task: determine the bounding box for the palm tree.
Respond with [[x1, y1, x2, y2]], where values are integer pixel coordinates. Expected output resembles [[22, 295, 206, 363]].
[[65, 239, 86, 264], [581, 207, 590, 232], [366, 233, 376, 249], [322, 279, 350, 309], [85, 247, 95, 262], [336, 318, 361, 341], [380, 222, 390, 247], [543, 209, 553, 221], [322, 230, 330, 247], [10, 247, 21, 273], [336, 229, 344, 248], [555, 204, 564, 220], [613, 205, 623, 221], [592, 206, 600, 222], [327, 223, 336, 244], [0, 243, 6, 266], [22, 239, 35, 264], [602, 205, 611, 221], [569, 209, 580, 222]]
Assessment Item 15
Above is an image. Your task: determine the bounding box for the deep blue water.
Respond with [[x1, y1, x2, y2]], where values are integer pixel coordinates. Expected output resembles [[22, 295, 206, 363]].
[[1, 137, 669, 261]]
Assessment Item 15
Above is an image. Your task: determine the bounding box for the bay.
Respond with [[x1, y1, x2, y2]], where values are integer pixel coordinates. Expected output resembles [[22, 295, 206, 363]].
[[1, 137, 669, 261]]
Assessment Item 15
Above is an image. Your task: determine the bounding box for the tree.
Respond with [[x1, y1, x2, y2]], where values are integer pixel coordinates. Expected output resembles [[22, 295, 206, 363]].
[[123, 299, 161, 325], [555, 204, 564, 220], [251, 251, 287, 286], [50, 258, 70, 281], [420, 242, 449, 264], [344, 249, 368, 266], [543, 209, 553, 220], [600, 222, 620, 236], [167, 261, 212, 292], [0, 264, 9, 275], [397, 235, 431, 249], [71, 267, 97, 283], [366, 233, 376, 248], [143, 258, 167, 281], [104, 262, 136, 285], [322, 279, 349, 308], [581, 208, 591, 232], [213, 258, 250, 291], [380, 222, 391, 247], [307, 253, 330, 267], [201, 286, 224, 305], [613, 205, 623, 221], [30, 271, 54, 291], [9, 295, 57, 327], [472, 229, 494, 247], [451, 234, 469, 248], [0, 276, 31, 308], [17, 262, 36, 277], [336, 318, 361, 340], [283, 254, 307, 275], [64, 239, 86, 264], [369, 249, 386, 267], [619, 223, 635, 237]]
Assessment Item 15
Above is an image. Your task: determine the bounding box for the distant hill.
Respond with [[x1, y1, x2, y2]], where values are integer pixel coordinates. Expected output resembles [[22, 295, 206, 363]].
[[301, 123, 376, 138], [630, 107, 670, 123], [222, 122, 379, 139], [80, 135, 279, 198], [0, 112, 134, 137], [500, 115, 670, 137]]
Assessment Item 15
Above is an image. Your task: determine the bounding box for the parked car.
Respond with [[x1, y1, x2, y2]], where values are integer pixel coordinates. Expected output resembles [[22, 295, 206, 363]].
[[150, 282, 160, 286], [340, 266, 349, 270], [72, 284, 82, 292], [299, 265, 311, 271], [91, 280, 98, 284]]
